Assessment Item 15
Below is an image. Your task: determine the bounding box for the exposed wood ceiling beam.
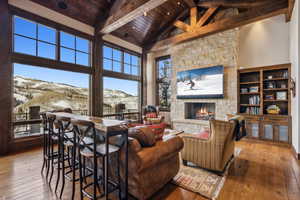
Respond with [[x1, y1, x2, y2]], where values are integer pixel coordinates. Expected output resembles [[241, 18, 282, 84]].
[[286, 0, 295, 21], [94, 0, 119, 34], [143, 9, 190, 49], [151, 1, 288, 51], [197, 7, 218, 27], [100, 0, 168, 34], [183, 0, 197, 7], [174, 20, 191, 32], [190, 7, 198, 26], [198, 0, 273, 8]]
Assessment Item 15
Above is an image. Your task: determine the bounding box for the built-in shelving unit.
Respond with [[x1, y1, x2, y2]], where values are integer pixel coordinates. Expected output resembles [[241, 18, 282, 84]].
[[237, 64, 291, 144]]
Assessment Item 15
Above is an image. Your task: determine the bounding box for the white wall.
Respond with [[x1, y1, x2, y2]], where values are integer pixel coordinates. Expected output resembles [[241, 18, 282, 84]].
[[290, 0, 300, 154], [238, 15, 290, 68]]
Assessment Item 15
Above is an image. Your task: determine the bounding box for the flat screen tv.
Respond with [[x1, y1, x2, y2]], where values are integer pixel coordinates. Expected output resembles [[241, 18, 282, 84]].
[[177, 65, 224, 99]]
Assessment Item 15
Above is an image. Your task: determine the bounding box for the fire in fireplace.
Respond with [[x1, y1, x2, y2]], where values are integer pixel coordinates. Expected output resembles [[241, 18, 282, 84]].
[[185, 103, 215, 120]]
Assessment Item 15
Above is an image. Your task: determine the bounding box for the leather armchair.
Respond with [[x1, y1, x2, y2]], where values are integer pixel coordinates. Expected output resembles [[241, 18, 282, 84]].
[[181, 119, 236, 172], [121, 135, 184, 199]]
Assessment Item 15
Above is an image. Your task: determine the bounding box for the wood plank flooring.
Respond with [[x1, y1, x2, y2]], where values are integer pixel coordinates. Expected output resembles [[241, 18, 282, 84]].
[[0, 140, 299, 200]]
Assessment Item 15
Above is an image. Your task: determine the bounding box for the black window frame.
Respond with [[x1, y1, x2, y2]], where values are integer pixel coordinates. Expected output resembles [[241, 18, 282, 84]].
[[12, 14, 92, 67], [103, 42, 141, 77]]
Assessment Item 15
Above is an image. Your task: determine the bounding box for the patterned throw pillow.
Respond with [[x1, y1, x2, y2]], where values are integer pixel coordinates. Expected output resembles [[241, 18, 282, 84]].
[[147, 118, 161, 124], [146, 112, 157, 118], [195, 127, 210, 140], [147, 123, 166, 140]]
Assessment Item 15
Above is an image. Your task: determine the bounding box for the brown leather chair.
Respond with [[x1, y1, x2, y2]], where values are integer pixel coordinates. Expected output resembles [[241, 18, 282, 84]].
[[181, 119, 236, 172], [120, 135, 184, 199]]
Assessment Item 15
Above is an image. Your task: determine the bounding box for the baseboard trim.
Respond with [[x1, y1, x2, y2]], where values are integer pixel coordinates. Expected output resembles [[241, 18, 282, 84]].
[[292, 145, 300, 160]]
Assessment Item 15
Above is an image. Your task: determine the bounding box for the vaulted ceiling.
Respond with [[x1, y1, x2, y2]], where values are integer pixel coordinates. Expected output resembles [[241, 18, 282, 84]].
[[30, 0, 295, 48]]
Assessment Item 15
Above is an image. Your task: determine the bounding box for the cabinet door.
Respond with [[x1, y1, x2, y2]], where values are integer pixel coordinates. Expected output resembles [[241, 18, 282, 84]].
[[245, 120, 260, 138], [278, 125, 289, 143], [263, 123, 274, 140]]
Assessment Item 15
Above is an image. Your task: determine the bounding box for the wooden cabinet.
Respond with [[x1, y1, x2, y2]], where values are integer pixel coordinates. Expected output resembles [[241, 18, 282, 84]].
[[242, 115, 291, 144], [238, 64, 292, 145]]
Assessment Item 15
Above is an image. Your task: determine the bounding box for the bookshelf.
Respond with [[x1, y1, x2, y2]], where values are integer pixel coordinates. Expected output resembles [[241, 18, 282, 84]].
[[237, 64, 291, 144]]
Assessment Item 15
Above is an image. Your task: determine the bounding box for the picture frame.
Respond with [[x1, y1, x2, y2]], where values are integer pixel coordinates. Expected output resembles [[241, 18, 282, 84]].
[[276, 91, 287, 100]]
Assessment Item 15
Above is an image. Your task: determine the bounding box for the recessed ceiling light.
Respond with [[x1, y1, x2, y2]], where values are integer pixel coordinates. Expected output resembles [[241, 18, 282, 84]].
[[58, 1, 68, 9], [167, 12, 170, 15], [177, 1, 181, 5]]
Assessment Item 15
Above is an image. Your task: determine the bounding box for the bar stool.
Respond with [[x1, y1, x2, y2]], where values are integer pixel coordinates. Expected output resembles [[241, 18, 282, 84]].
[[42, 109, 73, 184], [45, 112, 60, 185], [71, 119, 122, 200], [56, 115, 82, 199], [40, 112, 49, 174]]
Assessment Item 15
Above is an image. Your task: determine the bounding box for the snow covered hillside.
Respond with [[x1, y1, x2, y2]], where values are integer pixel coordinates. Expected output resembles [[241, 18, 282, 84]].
[[13, 76, 138, 114]]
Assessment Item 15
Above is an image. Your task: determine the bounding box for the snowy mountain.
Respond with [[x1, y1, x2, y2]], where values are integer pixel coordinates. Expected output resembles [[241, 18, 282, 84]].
[[13, 76, 138, 114]]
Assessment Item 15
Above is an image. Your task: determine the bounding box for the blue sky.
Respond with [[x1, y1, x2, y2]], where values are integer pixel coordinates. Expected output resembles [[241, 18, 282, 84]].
[[13, 16, 138, 96]]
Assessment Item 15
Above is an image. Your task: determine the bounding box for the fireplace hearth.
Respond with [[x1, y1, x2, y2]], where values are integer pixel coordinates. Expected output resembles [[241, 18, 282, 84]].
[[185, 103, 215, 120]]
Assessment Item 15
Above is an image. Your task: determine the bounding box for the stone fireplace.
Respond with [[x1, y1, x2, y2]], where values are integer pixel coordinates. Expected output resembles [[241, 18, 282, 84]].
[[185, 103, 215, 120], [147, 28, 239, 133]]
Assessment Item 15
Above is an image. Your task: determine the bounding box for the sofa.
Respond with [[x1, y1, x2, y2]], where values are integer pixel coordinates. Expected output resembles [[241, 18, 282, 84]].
[[181, 119, 236, 172], [120, 131, 184, 199]]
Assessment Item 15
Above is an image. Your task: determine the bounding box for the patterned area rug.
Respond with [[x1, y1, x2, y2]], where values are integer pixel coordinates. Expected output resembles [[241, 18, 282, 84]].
[[173, 148, 241, 200]]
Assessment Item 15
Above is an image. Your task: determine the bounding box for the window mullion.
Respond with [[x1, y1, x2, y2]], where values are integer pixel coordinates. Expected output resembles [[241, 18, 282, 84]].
[[57, 30, 60, 61], [35, 23, 38, 57]]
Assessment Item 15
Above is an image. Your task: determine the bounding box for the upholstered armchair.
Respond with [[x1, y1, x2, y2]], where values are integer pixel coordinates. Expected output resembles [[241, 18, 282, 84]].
[[142, 105, 164, 125], [121, 135, 184, 199], [181, 119, 236, 172]]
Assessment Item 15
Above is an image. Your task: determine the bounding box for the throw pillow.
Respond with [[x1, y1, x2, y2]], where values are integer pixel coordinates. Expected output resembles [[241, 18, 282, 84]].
[[195, 127, 210, 140], [147, 118, 161, 124], [128, 126, 156, 147], [145, 112, 157, 118], [147, 123, 166, 140]]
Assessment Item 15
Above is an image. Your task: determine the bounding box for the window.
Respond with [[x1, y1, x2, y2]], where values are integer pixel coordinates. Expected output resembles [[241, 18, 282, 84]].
[[103, 77, 139, 115], [13, 63, 89, 138], [13, 16, 91, 66], [60, 31, 90, 66], [13, 16, 56, 59], [103, 45, 140, 75], [156, 56, 172, 111]]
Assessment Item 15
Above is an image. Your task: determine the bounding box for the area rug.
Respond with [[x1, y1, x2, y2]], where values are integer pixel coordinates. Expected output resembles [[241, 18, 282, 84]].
[[173, 148, 241, 200]]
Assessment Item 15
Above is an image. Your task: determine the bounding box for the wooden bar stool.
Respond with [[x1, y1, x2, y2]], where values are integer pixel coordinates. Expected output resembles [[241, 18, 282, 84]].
[[71, 119, 122, 200]]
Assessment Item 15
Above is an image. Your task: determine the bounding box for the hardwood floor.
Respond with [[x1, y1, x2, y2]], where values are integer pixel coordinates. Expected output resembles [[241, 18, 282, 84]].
[[0, 140, 299, 200]]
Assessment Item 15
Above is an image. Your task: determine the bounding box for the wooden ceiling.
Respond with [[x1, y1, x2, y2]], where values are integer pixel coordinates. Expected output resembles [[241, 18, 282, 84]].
[[29, 0, 294, 48]]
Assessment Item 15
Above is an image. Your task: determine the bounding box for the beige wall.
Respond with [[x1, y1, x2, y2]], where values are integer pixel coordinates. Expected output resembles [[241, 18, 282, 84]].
[[290, 0, 300, 154], [238, 15, 290, 68]]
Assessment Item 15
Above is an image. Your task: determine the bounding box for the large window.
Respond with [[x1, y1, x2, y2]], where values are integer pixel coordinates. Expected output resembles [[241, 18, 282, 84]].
[[13, 16, 56, 59], [13, 63, 89, 138], [156, 56, 172, 111], [103, 44, 140, 76], [60, 31, 90, 66], [102, 44, 141, 121], [103, 77, 139, 115], [13, 16, 91, 66]]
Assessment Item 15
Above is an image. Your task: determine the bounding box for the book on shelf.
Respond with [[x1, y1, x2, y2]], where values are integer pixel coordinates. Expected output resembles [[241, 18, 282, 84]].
[[249, 95, 260, 105], [245, 107, 260, 115]]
